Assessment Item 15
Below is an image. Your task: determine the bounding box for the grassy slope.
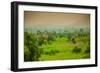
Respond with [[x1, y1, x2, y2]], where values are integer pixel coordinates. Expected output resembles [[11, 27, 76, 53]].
[[39, 37, 89, 61]]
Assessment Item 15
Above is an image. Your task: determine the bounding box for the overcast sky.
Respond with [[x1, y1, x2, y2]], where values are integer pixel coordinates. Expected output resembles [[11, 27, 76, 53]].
[[24, 11, 90, 29]]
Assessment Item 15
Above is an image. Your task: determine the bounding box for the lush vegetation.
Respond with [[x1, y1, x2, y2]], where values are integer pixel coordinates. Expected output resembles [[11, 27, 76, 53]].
[[24, 28, 90, 62]]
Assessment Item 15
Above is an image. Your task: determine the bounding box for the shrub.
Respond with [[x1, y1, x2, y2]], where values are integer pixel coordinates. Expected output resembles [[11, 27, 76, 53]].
[[72, 38, 76, 44], [44, 50, 59, 55], [72, 46, 81, 53], [84, 46, 90, 54]]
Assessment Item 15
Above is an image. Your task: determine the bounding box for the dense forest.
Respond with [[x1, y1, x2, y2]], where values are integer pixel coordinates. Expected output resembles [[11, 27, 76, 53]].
[[24, 28, 90, 62]]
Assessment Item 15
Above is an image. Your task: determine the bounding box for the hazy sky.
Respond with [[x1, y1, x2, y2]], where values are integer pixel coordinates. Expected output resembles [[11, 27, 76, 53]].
[[24, 11, 90, 28]]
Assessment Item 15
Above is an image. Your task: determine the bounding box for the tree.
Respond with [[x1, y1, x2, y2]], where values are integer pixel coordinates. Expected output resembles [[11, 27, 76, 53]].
[[72, 38, 76, 44], [24, 32, 42, 61]]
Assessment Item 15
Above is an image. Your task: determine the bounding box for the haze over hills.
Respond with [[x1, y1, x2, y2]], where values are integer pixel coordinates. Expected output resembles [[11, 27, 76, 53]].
[[24, 11, 90, 29], [24, 11, 90, 34]]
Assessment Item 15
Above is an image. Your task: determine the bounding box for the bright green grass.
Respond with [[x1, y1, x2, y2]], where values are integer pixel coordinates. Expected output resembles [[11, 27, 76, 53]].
[[39, 37, 90, 61]]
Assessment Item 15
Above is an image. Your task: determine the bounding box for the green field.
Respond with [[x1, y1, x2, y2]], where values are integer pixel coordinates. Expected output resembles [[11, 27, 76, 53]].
[[24, 28, 90, 62]]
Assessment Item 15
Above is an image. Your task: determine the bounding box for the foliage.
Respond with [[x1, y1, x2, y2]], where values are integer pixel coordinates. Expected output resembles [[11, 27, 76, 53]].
[[72, 46, 82, 53], [24, 32, 42, 61], [24, 28, 90, 61]]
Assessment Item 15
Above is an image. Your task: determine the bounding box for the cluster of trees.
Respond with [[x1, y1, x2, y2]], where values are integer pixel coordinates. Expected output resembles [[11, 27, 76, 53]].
[[24, 31, 56, 61], [24, 32, 42, 61]]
